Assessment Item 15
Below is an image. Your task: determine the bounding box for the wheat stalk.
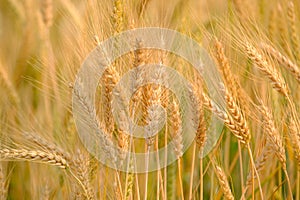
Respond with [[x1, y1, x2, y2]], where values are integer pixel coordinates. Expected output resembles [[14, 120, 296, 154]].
[[268, 8, 276, 42], [277, 3, 293, 58], [0, 165, 6, 200], [168, 99, 184, 199], [287, 1, 300, 62]]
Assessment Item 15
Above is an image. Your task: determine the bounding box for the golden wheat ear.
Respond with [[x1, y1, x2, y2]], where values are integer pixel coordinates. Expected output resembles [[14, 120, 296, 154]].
[[261, 43, 300, 83], [245, 42, 290, 97], [212, 161, 234, 200]]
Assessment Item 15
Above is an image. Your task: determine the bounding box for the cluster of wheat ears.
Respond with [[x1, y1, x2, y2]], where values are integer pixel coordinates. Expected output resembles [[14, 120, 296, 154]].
[[1, 0, 300, 199]]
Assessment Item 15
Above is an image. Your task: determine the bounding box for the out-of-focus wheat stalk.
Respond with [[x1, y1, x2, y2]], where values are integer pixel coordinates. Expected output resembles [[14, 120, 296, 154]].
[[287, 1, 300, 63]]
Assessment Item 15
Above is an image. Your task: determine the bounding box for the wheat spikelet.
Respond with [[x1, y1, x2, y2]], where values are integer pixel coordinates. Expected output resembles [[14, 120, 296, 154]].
[[245, 42, 289, 97], [41, 0, 53, 28], [260, 105, 286, 169], [71, 184, 84, 200], [0, 149, 68, 169], [261, 43, 300, 83], [287, 1, 300, 62], [214, 165, 234, 200]]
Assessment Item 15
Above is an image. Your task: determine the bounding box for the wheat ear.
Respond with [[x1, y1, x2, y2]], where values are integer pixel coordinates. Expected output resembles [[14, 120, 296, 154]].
[[219, 86, 264, 198], [260, 105, 293, 199], [261, 43, 300, 83], [213, 163, 234, 200], [215, 39, 251, 116], [203, 93, 263, 198], [169, 100, 183, 158], [203, 93, 247, 143], [0, 149, 68, 169], [74, 150, 95, 200], [245, 42, 290, 97], [222, 86, 251, 144], [245, 141, 273, 189], [260, 105, 286, 168], [23, 132, 71, 162], [169, 99, 184, 199], [102, 67, 119, 135]]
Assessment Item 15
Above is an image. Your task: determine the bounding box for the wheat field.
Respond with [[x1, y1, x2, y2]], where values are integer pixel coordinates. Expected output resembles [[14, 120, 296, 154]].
[[0, 0, 300, 199]]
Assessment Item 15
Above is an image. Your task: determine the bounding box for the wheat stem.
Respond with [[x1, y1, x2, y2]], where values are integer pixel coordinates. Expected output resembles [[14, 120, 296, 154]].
[[188, 143, 196, 200], [247, 144, 264, 200]]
